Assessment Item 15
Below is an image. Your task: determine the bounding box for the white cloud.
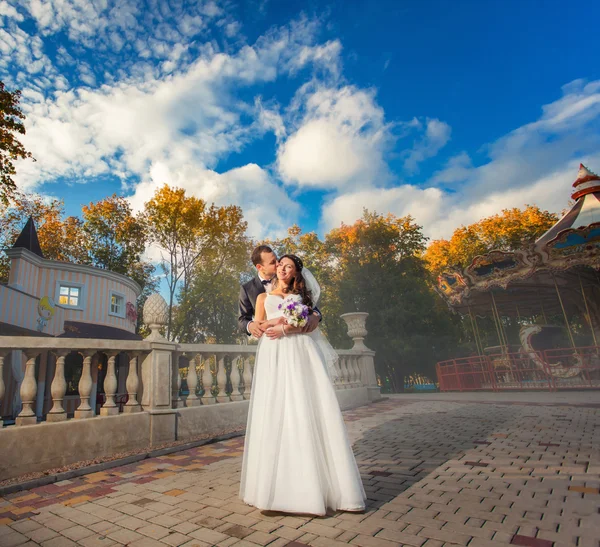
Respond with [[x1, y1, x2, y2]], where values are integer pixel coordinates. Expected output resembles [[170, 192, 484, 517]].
[[402, 118, 451, 174], [128, 162, 297, 241], [322, 79, 600, 241], [277, 85, 391, 189], [10, 15, 341, 239]]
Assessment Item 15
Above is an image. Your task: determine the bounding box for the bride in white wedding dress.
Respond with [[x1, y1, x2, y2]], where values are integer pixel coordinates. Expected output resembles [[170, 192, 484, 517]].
[[239, 254, 366, 515]]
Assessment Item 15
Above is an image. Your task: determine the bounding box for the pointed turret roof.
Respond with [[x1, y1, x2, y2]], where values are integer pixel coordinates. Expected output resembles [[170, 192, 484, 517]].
[[536, 164, 600, 246], [12, 217, 44, 258], [572, 163, 600, 200]]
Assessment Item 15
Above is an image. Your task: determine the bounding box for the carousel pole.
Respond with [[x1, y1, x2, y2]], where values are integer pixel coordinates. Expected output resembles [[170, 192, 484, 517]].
[[468, 306, 484, 356], [489, 292, 508, 352], [490, 291, 509, 351], [551, 273, 576, 349], [537, 287, 548, 323], [578, 272, 598, 347]]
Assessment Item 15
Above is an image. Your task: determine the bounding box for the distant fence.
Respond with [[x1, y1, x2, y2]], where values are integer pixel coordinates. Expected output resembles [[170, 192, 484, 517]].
[[436, 346, 600, 392]]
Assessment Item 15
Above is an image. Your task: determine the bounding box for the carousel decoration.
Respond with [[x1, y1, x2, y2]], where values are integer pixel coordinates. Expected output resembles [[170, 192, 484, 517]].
[[435, 164, 600, 391]]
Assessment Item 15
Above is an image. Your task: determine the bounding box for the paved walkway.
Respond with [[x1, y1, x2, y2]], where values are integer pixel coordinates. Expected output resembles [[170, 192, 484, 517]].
[[1, 392, 599, 547]]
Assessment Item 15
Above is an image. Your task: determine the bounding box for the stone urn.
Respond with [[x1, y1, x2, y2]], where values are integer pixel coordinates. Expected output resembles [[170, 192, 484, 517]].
[[340, 312, 370, 351], [143, 293, 168, 340]]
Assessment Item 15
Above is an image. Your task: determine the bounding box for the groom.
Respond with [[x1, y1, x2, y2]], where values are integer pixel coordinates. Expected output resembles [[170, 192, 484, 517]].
[[238, 245, 321, 339]]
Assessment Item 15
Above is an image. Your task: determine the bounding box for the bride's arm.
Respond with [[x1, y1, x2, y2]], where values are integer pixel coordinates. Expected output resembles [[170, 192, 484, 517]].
[[254, 294, 285, 328], [265, 322, 303, 339]]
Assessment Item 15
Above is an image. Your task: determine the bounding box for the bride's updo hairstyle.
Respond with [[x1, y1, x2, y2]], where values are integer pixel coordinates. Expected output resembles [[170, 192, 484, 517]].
[[276, 254, 313, 309]]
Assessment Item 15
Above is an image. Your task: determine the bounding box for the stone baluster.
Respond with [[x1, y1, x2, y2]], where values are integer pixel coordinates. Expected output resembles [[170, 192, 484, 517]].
[[216, 354, 229, 403], [16, 350, 40, 426], [344, 356, 352, 386], [186, 353, 200, 406], [171, 353, 183, 409], [230, 355, 243, 402], [351, 356, 361, 386], [100, 352, 119, 416], [333, 356, 343, 388], [75, 351, 95, 419], [340, 355, 350, 389], [242, 356, 253, 399], [355, 356, 365, 386], [0, 352, 6, 427], [201, 355, 215, 405], [124, 353, 142, 413], [47, 350, 69, 422]]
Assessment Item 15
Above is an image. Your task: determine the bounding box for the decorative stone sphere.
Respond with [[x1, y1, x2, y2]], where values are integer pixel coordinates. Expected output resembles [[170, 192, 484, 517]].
[[143, 293, 168, 333], [340, 312, 369, 351]]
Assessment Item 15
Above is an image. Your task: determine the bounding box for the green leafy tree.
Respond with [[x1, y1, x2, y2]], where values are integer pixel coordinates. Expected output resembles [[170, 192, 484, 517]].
[[173, 205, 250, 343], [0, 81, 34, 205]]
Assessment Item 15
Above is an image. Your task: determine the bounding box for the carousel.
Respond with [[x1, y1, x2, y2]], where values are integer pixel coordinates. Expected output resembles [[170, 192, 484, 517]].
[[435, 164, 600, 391]]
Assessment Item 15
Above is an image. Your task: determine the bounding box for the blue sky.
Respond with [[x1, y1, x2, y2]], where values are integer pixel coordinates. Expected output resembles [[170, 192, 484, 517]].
[[2, 0, 600, 243]]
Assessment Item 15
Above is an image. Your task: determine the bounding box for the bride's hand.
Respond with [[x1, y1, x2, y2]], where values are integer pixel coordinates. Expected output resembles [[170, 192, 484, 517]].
[[266, 323, 287, 340]]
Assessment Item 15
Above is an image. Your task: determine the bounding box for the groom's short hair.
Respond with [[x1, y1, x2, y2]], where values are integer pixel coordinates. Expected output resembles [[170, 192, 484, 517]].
[[252, 245, 274, 266]]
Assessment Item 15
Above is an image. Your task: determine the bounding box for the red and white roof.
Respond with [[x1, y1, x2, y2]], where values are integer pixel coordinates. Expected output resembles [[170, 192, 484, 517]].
[[536, 164, 600, 246]]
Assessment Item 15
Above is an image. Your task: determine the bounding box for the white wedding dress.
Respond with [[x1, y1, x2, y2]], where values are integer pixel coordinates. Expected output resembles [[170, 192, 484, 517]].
[[239, 294, 366, 515]]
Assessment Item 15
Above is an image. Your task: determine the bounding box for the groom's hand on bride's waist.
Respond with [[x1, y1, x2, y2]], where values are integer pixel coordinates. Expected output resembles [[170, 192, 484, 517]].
[[302, 313, 320, 333], [248, 321, 266, 338]]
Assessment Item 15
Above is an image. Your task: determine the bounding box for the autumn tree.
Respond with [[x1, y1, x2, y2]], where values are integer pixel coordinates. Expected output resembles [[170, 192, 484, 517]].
[[0, 81, 34, 205], [172, 205, 250, 343], [0, 192, 88, 282], [82, 194, 157, 331], [324, 210, 463, 390], [144, 184, 250, 341], [424, 205, 558, 276], [265, 212, 464, 391]]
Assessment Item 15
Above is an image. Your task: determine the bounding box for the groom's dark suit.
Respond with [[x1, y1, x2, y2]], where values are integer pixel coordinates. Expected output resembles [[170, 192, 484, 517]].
[[238, 277, 268, 334], [238, 277, 322, 334]]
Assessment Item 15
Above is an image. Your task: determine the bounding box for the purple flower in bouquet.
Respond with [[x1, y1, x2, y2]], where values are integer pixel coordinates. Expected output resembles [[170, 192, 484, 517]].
[[278, 295, 310, 327]]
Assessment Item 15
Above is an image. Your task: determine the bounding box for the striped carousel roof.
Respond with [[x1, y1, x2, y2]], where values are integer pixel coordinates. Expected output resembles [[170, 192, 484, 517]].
[[536, 164, 600, 246]]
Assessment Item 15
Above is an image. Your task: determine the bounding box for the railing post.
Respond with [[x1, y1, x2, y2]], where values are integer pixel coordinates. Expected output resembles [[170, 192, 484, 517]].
[[100, 352, 119, 416], [124, 352, 142, 413], [75, 350, 96, 419], [230, 354, 243, 402], [142, 294, 178, 445], [242, 356, 253, 400], [201, 355, 215, 405], [47, 350, 69, 422], [216, 355, 229, 403], [171, 352, 184, 409], [16, 350, 40, 426], [340, 312, 381, 402], [186, 353, 200, 407]]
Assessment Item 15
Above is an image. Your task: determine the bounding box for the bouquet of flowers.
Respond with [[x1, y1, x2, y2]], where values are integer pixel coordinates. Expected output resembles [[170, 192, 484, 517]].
[[278, 295, 310, 327]]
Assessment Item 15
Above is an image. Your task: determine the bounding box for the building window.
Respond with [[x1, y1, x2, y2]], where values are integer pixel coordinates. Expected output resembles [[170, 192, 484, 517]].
[[59, 285, 81, 307], [110, 291, 125, 318]]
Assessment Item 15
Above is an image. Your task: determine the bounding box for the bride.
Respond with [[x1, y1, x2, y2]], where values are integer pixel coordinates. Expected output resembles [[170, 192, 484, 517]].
[[239, 254, 366, 515]]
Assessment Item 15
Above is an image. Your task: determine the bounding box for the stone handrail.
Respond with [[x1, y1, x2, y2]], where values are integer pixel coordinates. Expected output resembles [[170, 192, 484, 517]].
[[0, 296, 380, 430]]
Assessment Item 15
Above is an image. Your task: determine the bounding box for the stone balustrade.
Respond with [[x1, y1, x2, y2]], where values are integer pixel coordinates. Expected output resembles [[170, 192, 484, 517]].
[[0, 296, 380, 480]]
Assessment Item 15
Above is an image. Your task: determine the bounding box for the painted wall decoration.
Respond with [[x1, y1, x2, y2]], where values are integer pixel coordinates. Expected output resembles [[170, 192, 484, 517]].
[[126, 301, 138, 324], [37, 296, 56, 331]]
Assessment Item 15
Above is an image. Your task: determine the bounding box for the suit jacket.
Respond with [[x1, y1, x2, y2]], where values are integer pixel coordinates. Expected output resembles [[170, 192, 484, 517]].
[[238, 277, 322, 334]]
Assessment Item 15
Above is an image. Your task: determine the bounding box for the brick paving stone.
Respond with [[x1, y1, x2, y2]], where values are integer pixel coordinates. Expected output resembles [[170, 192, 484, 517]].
[[60, 525, 96, 541], [2, 394, 600, 546], [160, 531, 193, 546], [188, 527, 230, 544], [77, 534, 119, 547], [41, 536, 78, 547]]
